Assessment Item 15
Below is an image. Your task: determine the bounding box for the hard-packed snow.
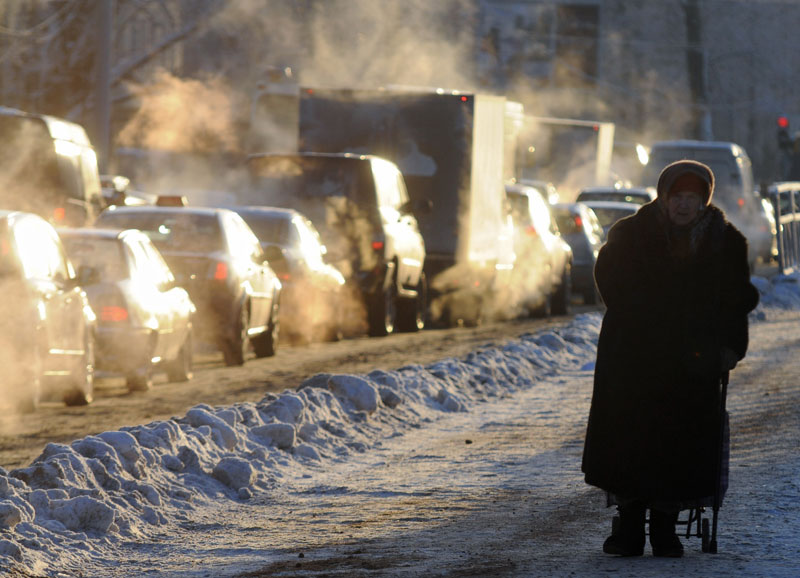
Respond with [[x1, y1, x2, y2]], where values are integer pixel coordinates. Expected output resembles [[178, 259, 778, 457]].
[[0, 272, 797, 576]]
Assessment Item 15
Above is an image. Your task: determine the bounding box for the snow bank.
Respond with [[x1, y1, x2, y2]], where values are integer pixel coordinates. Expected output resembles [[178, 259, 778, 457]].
[[0, 314, 601, 574], [0, 272, 783, 575]]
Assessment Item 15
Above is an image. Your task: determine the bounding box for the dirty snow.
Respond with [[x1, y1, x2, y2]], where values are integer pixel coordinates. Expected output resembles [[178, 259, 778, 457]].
[[0, 272, 798, 577]]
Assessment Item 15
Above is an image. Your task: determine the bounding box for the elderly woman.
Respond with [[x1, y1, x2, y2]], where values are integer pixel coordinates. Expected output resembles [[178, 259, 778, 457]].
[[582, 160, 760, 557]]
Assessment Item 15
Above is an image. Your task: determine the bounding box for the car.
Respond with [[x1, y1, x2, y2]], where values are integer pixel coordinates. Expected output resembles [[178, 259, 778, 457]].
[[0, 211, 96, 412], [0, 107, 104, 226], [244, 152, 427, 336], [505, 183, 573, 317], [228, 206, 346, 345], [94, 206, 282, 366], [579, 200, 640, 237], [59, 228, 196, 390], [551, 202, 606, 305], [518, 178, 561, 204], [640, 140, 766, 268], [576, 186, 656, 206]]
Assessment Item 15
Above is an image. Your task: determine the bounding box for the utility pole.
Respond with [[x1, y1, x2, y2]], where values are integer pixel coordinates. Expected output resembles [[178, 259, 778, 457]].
[[682, 0, 712, 140], [94, 0, 114, 173]]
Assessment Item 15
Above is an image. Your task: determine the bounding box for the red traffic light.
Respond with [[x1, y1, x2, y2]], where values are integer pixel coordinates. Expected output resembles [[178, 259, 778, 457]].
[[778, 116, 790, 129]]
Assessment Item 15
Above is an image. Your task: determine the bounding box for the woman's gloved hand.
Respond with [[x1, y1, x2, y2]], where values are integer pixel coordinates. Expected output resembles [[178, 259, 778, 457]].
[[720, 347, 739, 371]]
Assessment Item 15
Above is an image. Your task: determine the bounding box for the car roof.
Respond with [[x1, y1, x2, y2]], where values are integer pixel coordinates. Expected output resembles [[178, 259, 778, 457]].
[[98, 205, 228, 217], [649, 139, 747, 158], [578, 186, 654, 196], [505, 183, 545, 197], [58, 227, 148, 242], [247, 151, 378, 163], [0, 210, 53, 227], [230, 206, 299, 220], [579, 200, 641, 211], [650, 139, 738, 151]]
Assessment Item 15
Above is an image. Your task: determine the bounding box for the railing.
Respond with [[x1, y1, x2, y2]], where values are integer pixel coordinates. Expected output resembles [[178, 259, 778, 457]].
[[769, 182, 800, 273]]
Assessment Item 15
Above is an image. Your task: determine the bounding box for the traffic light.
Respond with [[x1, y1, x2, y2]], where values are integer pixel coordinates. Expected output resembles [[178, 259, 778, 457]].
[[778, 116, 794, 150]]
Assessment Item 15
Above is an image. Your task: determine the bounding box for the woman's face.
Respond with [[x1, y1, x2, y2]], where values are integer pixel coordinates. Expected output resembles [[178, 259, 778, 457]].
[[667, 189, 704, 226], [666, 173, 708, 226]]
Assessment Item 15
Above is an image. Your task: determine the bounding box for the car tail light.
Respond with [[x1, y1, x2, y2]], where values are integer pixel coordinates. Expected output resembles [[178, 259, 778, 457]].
[[573, 215, 583, 228], [372, 240, 384, 251], [53, 207, 66, 223], [101, 305, 129, 323], [212, 262, 228, 280], [737, 198, 745, 207]]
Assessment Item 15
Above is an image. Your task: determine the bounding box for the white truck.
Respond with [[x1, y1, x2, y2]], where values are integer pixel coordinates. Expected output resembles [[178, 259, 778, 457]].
[[512, 115, 616, 198], [297, 87, 516, 327]]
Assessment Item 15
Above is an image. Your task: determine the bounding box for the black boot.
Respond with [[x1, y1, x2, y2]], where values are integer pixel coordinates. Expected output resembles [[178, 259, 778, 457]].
[[649, 508, 684, 558], [603, 502, 646, 557]]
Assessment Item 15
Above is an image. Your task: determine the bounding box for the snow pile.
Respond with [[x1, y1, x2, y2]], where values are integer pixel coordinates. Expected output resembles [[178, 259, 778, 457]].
[[0, 272, 789, 576], [751, 270, 800, 311], [0, 314, 602, 575]]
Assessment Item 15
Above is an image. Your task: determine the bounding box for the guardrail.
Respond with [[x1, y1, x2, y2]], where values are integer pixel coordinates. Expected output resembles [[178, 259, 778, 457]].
[[768, 181, 800, 274]]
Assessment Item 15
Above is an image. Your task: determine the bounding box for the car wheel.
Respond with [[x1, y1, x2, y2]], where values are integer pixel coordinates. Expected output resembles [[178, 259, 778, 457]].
[[222, 302, 250, 366], [64, 332, 95, 407], [252, 298, 279, 358], [16, 346, 43, 414], [126, 363, 154, 392], [367, 278, 397, 337], [550, 264, 572, 316], [165, 330, 193, 382], [396, 273, 427, 333], [529, 293, 552, 319]]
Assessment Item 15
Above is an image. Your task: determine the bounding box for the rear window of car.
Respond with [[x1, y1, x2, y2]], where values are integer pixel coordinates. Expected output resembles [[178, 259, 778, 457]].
[[237, 213, 289, 245], [553, 209, 579, 235], [62, 237, 128, 282], [591, 207, 635, 228], [577, 191, 649, 205], [96, 211, 224, 253]]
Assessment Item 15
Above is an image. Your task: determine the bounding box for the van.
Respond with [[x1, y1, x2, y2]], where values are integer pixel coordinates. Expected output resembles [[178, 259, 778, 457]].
[[641, 140, 770, 267], [0, 107, 104, 226], [244, 152, 427, 337]]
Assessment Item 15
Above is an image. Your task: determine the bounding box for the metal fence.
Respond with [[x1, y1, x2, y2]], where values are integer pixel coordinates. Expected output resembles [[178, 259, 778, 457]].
[[769, 182, 800, 274]]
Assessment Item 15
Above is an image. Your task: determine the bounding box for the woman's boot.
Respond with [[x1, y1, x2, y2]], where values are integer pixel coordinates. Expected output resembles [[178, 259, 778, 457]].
[[603, 501, 646, 556], [649, 508, 684, 557]]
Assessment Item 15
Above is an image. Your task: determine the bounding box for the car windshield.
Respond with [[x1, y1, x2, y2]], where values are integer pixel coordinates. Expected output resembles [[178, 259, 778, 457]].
[[96, 211, 224, 253], [62, 237, 128, 282]]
